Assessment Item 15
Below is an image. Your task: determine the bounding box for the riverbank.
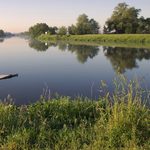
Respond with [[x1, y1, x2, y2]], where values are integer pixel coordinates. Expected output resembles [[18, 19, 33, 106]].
[[1, 79, 150, 149], [38, 34, 150, 48]]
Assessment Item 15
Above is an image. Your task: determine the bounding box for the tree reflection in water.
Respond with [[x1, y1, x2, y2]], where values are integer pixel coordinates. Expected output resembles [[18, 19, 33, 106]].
[[57, 42, 67, 51], [67, 44, 99, 63], [103, 46, 150, 73], [29, 40, 100, 63], [55, 42, 100, 63], [29, 39, 49, 51], [28, 39, 150, 71], [0, 38, 4, 43]]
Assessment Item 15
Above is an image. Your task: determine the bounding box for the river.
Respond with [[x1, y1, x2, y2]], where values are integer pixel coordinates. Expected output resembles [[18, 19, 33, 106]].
[[0, 37, 150, 104]]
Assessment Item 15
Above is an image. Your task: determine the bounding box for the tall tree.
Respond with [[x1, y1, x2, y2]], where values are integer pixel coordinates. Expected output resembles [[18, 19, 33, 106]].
[[29, 23, 49, 38], [68, 14, 100, 35], [103, 26, 108, 34], [89, 19, 100, 34], [68, 25, 77, 35], [58, 26, 67, 35], [76, 14, 91, 35], [137, 17, 150, 33], [105, 3, 141, 33], [49, 26, 58, 35]]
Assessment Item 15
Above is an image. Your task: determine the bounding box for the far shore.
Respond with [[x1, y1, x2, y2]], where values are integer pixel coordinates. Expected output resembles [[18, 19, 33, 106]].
[[38, 34, 150, 48]]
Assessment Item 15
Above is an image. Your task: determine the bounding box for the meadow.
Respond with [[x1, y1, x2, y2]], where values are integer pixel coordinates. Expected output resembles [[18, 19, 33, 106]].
[[38, 34, 150, 48]]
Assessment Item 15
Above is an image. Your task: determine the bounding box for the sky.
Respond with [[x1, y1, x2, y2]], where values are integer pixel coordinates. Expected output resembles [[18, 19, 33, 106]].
[[0, 0, 149, 33]]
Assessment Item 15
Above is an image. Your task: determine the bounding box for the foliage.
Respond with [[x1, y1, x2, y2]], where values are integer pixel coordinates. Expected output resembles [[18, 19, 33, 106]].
[[137, 17, 150, 34], [104, 3, 141, 34], [0, 77, 150, 149], [29, 23, 50, 38], [49, 26, 58, 35], [76, 14, 91, 35], [68, 14, 100, 35], [68, 25, 77, 35], [89, 19, 100, 34], [103, 25, 108, 34], [58, 26, 67, 35], [0, 29, 5, 37]]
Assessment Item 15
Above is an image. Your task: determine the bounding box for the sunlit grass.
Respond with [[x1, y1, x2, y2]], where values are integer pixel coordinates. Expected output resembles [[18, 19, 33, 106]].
[[38, 34, 150, 48], [0, 76, 150, 149]]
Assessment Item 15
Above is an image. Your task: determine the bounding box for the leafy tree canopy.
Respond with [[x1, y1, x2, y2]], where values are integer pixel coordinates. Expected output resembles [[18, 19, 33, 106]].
[[104, 3, 141, 33], [68, 14, 100, 35], [137, 17, 150, 34], [29, 23, 50, 38], [58, 26, 67, 35], [49, 26, 58, 35]]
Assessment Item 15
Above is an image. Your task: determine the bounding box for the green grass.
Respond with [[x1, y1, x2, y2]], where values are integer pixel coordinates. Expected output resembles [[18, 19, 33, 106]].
[[0, 77, 150, 150], [38, 34, 150, 48]]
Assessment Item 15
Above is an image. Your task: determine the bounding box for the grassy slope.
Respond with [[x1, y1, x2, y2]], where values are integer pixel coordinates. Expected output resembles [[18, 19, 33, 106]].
[[38, 34, 150, 48], [0, 78, 150, 149]]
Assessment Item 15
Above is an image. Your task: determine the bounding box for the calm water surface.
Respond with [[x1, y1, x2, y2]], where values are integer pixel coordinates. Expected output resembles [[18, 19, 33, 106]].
[[0, 37, 150, 104]]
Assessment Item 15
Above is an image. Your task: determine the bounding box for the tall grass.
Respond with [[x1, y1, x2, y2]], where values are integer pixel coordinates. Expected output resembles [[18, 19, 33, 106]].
[[38, 34, 150, 48], [0, 77, 150, 150]]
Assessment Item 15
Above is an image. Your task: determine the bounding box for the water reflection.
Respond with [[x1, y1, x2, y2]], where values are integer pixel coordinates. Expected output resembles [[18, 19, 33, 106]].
[[1, 37, 150, 104], [28, 39, 150, 72], [29, 40, 100, 63], [57, 42, 67, 51], [0, 38, 4, 43], [103, 46, 150, 73], [29, 39, 48, 51], [56, 42, 100, 63], [67, 44, 99, 63]]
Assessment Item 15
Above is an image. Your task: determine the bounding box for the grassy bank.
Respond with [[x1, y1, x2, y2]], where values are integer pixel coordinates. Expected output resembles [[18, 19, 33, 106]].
[[38, 34, 150, 48], [0, 78, 150, 150]]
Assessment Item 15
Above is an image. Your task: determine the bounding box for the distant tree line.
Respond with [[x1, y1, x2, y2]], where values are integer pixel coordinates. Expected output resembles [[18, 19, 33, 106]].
[[0, 29, 14, 37], [0, 29, 5, 37], [28, 2, 150, 37], [29, 14, 100, 37]]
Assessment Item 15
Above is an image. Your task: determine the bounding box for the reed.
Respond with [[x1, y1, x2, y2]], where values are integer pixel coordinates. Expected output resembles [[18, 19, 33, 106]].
[[0, 77, 150, 150]]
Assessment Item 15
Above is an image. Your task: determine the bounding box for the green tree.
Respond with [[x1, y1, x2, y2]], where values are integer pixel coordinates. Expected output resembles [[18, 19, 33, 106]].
[[137, 17, 150, 34], [89, 19, 100, 34], [145, 18, 150, 33], [58, 26, 67, 35], [103, 25, 108, 34], [29, 23, 49, 38], [105, 3, 141, 33], [76, 14, 100, 34], [49, 26, 58, 35], [0, 30, 5, 37], [69, 14, 100, 35], [68, 25, 77, 35], [76, 14, 91, 34]]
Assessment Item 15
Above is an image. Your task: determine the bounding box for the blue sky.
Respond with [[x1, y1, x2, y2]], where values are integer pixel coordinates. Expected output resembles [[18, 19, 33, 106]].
[[0, 0, 149, 32]]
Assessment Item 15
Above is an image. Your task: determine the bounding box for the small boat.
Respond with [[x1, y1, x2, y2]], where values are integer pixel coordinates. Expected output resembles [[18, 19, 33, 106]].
[[0, 74, 18, 80]]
